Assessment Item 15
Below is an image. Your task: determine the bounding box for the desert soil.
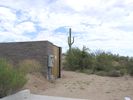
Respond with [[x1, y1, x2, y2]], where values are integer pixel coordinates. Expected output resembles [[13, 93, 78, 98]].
[[24, 71, 133, 100]]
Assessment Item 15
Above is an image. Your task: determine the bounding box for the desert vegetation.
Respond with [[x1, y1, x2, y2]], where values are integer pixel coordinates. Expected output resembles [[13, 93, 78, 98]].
[[18, 59, 43, 75], [63, 47, 133, 77], [0, 59, 43, 98], [0, 59, 27, 98]]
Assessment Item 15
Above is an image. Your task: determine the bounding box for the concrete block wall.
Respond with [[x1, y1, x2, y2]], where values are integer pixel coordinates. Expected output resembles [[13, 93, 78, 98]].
[[0, 41, 61, 77]]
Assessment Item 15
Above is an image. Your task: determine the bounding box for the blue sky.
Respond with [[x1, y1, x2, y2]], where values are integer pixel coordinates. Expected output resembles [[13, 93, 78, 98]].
[[0, 0, 133, 56]]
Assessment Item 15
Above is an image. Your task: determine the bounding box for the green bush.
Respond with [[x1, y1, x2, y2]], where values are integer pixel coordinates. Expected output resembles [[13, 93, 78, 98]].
[[80, 69, 94, 75], [95, 71, 108, 76], [127, 59, 133, 76], [129, 69, 133, 76], [119, 68, 127, 76], [64, 47, 133, 77], [63, 48, 81, 71], [64, 47, 93, 71], [95, 51, 114, 72], [107, 70, 121, 77], [0, 59, 27, 98]]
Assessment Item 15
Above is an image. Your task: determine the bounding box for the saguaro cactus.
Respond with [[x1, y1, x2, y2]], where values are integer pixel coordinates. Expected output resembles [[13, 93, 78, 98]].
[[68, 28, 74, 51]]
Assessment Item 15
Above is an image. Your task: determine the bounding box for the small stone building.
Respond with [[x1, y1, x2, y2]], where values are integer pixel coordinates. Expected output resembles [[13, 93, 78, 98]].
[[0, 41, 61, 79]]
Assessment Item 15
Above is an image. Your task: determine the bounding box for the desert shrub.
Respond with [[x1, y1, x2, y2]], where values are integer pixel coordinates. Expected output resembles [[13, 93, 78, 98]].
[[94, 51, 114, 72], [107, 70, 121, 77], [95, 71, 108, 76], [129, 68, 133, 76], [64, 47, 94, 71], [119, 68, 127, 76], [127, 59, 133, 76], [0, 59, 26, 98], [18, 59, 42, 74], [80, 69, 94, 75], [64, 47, 133, 77], [63, 48, 81, 71]]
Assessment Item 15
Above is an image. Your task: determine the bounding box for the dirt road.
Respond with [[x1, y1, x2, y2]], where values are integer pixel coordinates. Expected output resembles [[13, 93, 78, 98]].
[[24, 71, 133, 100]]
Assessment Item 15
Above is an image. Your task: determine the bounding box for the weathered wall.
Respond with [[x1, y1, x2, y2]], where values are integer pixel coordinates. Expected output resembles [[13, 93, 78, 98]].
[[0, 41, 61, 77]]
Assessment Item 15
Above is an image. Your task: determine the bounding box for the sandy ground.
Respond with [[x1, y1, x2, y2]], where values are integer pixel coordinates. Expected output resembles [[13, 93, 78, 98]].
[[24, 71, 133, 100]]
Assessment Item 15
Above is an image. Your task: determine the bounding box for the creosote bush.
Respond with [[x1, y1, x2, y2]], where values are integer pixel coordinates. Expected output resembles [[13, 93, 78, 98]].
[[0, 59, 27, 98]]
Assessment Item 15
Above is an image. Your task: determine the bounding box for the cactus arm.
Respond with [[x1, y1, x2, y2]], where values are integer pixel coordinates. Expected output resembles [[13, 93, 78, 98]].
[[71, 37, 74, 44]]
